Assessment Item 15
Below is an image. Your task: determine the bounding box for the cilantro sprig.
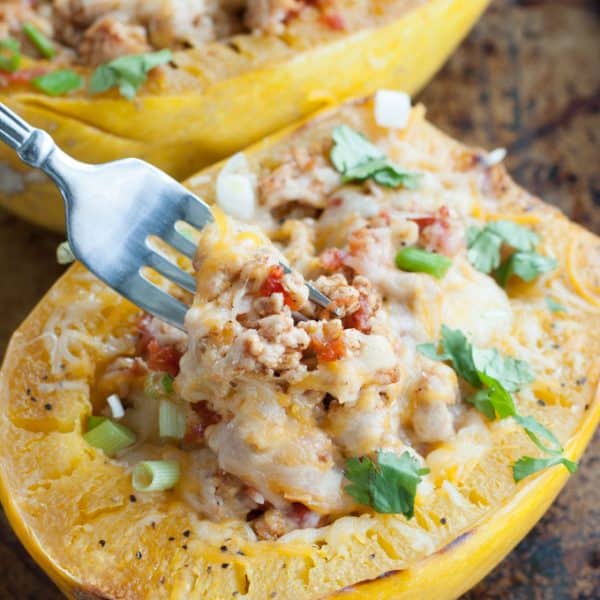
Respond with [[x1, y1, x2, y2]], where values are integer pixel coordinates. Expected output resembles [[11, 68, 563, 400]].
[[344, 450, 429, 517], [89, 49, 172, 100], [417, 325, 533, 397], [467, 220, 556, 287], [418, 326, 576, 481], [330, 125, 421, 189]]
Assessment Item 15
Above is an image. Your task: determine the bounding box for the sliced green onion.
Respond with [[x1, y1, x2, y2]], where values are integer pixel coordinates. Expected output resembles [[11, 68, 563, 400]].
[[395, 247, 452, 279], [0, 37, 21, 73], [22, 23, 55, 59], [159, 400, 186, 439], [132, 460, 180, 492], [144, 372, 174, 399], [84, 419, 136, 456], [32, 69, 82, 96], [161, 374, 174, 394], [87, 415, 107, 431]]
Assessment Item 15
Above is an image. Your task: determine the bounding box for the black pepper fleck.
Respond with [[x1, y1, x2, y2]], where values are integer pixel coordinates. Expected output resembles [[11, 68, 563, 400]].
[[183, 529, 191, 537], [44, 403, 52, 411], [168, 536, 175, 541], [207, 566, 212, 574], [440, 517, 447, 525], [585, 404, 590, 410], [236, 550, 245, 556], [576, 377, 587, 386], [221, 563, 229, 569], [26, 388, 31, 396], [151, 521, 156, 529], [130, 495, 137, 503], [99, 540, 106, 547], [182, 545, 188, 550], [159, 576, 165, 585], [369, 553, 376, 559], [537, 399, 546, 406], [30, 396, 37, 402], [220, 545, 228, 552], [136, 551, 142, 559]]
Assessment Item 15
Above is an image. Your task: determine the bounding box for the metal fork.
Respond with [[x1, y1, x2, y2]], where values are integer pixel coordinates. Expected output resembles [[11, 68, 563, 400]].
[[0, 103, 332, 330]]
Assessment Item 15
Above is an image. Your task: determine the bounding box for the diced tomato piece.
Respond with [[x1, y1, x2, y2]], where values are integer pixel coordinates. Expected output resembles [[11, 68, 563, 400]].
[[311, 335, 346, 362], [1, 67, 49, 85], [185, 401, 221, 444], [320, 248, 347, 271], [410, 206, 451, 232], [259, 265, 298, 309], [191, 401, 221, 425], [323, 12, 346, 30], [343, 295, 371, 333], [146, 339, 182, 377], [410, 215, 437, 230]]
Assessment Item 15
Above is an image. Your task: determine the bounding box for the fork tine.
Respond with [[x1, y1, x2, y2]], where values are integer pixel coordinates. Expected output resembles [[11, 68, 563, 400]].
[[162, 227, 197, 259], [182, 194, 214, 230], [280, 264, 333, 312], [127, 273, 188, 330], [145, 249, 197, 293]]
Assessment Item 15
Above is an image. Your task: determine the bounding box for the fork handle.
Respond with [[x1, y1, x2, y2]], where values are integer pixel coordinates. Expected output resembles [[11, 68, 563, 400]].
[[0, 103, 33, 150], [0, 102, 61, 168]]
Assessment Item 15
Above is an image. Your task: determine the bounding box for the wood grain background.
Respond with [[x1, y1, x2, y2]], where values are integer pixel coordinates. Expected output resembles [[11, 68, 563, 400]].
[[0, 0, 598, 597]]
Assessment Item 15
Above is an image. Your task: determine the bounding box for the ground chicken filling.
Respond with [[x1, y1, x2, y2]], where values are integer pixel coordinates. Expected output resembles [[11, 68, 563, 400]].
[[85, 96, 536, 540], [1, 0, 342, 67]]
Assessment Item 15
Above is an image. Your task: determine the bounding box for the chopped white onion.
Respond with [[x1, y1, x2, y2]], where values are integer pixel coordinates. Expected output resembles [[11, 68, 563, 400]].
[[106, 393, 125, 419], [374, 90, 411, 129], [56, 241, 75, 265], [216, 153, 256, 220], [483, 147, 507, 167]]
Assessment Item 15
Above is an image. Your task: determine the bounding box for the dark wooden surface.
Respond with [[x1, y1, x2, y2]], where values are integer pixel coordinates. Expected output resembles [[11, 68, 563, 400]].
[[0, 0, 598, 597]]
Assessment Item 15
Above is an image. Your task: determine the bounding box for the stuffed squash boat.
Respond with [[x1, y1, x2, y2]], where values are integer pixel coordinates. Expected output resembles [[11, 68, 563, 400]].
[[0, 0, 490, 231], [1, 93, 599, 599]]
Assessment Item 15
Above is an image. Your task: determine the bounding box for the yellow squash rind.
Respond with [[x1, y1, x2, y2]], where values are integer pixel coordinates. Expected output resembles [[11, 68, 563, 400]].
[[0, 0, 489, 231]]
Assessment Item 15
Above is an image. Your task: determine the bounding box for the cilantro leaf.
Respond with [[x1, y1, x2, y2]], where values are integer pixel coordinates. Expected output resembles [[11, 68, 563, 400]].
[[486, 221, 539, 252], [438, 326, 481, 388], [89, 49, 172, 99], [512, 454, 577, 482], [545, 297, 566, 313], [467, 220, 553, 286], [466, 227, 503, 274], [416, 342, 448, 362], [370, 164, 421, 189], [471, 347, 535, 392], [471, 371, 517, 418], [330, 125, 420, 189], [344, 451, 429, 518], [513, 415, 563, 455], [330, 125, 384, 172], [419, 326, 534, 393], [495, 251, 557, 287]]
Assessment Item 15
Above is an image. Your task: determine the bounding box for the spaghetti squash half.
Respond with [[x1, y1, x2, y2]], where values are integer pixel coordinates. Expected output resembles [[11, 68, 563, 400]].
[[0, 95, 598, 599], [0, 0, 489, 231]]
